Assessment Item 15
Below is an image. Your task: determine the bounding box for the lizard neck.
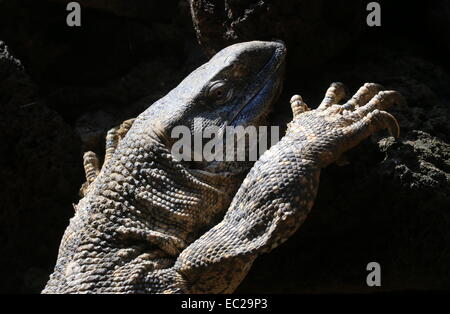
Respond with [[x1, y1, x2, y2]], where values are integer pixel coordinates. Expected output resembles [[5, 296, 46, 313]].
[[80, 134, 241, 258]]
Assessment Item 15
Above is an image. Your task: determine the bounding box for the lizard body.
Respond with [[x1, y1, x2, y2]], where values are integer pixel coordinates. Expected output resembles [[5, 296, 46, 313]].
[[43, 40, 286, 293], [43, 41, 402, 293]]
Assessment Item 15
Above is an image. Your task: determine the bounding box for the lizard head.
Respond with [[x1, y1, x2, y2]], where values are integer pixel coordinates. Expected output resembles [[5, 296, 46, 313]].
[[137, 40, 286, 175]]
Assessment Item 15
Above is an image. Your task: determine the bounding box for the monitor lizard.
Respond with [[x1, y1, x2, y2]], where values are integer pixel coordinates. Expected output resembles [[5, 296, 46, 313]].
[[43, 40, 403, 293]]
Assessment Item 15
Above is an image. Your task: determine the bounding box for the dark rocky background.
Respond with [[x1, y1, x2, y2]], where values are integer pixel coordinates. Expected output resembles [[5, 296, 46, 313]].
[[0, 0, 448, 293]]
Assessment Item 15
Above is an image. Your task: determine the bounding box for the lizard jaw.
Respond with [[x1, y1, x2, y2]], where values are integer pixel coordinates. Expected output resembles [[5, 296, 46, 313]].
[[229, 41, 286, 126]]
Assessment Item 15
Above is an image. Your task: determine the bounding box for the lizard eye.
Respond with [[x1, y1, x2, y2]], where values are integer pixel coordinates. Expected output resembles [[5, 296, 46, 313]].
[[207, 81, 233, 104]]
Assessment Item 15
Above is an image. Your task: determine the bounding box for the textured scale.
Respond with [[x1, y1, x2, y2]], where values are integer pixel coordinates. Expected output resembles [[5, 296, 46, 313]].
[[43, 41, 403, 293]]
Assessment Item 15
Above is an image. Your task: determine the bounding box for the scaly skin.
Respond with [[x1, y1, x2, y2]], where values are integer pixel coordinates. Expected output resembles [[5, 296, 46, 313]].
[[172, 82, 403, 293], [43, 41, 286, 293], [43, 40, 403, 293]]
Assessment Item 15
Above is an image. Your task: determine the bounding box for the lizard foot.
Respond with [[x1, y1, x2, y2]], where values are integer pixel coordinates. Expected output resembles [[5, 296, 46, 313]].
[[104, 118, 136, 165], [288, 82, 404, 168], [79, 118, 136, 198], [169, 82, 404, 294]]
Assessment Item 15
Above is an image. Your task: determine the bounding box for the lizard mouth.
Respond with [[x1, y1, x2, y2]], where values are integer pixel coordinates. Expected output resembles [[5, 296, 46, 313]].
[[229, 41, 286, 126]]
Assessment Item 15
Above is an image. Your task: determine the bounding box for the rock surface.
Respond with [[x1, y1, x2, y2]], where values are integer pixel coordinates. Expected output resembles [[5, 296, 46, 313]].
[[190, 0, 366, 67], [0, 42, 82, 293], [48, 0, 178, 20], [426, 0, 450, 56]]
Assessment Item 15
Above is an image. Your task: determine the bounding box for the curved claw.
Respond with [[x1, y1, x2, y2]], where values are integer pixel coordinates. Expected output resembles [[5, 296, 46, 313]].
[[375, 110, 400, 138], [366, 90, 405, 112]]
